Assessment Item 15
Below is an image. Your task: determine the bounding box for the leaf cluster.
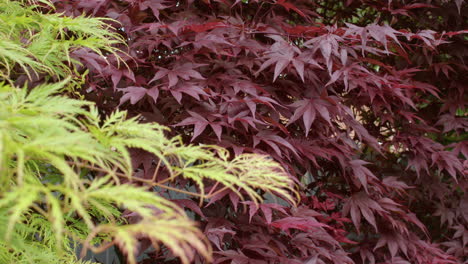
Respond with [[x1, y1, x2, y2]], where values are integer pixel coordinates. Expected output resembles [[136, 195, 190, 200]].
[[61, 0, 467, 263], [0, 0, 123, 86]]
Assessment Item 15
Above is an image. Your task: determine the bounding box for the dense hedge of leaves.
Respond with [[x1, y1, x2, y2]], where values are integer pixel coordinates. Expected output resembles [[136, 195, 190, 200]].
[[50, 0, 467, 263]]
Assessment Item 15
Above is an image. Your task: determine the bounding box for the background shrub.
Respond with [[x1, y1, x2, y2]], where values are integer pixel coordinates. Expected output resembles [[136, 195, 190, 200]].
[[50, 0, 468, 263]]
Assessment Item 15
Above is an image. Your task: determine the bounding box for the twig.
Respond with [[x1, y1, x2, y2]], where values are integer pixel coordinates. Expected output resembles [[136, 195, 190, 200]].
[[151, 159, 162, 182], [67, 160, 207, 198]]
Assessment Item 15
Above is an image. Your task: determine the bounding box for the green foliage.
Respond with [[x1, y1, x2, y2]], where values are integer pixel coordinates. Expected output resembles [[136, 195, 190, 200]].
[[0, 0, 123, 84], [0, 78, 296, 264], [0, 1, 297, 263]]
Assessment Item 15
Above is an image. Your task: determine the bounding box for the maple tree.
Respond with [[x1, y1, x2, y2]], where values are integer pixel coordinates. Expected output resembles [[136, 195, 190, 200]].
[[45, 0, 467, 263]]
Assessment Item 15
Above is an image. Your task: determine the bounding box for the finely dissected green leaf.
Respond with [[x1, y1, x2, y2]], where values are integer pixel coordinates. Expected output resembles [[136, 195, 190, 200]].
[[87, 216, 212, 264], [2, 186, 39, 241], [0, 0, 124, 85], [0, 77, 297, 263]]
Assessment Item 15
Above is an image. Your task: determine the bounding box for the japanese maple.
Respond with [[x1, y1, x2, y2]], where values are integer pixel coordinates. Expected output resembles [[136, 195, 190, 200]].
[[50, 0, 467, 263]]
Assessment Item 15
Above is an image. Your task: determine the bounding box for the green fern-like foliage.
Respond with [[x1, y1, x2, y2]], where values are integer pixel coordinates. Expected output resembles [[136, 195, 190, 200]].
[[0, 1, 297, 263], [0, 0, 123, 84], [0, 78, 297, 264]]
